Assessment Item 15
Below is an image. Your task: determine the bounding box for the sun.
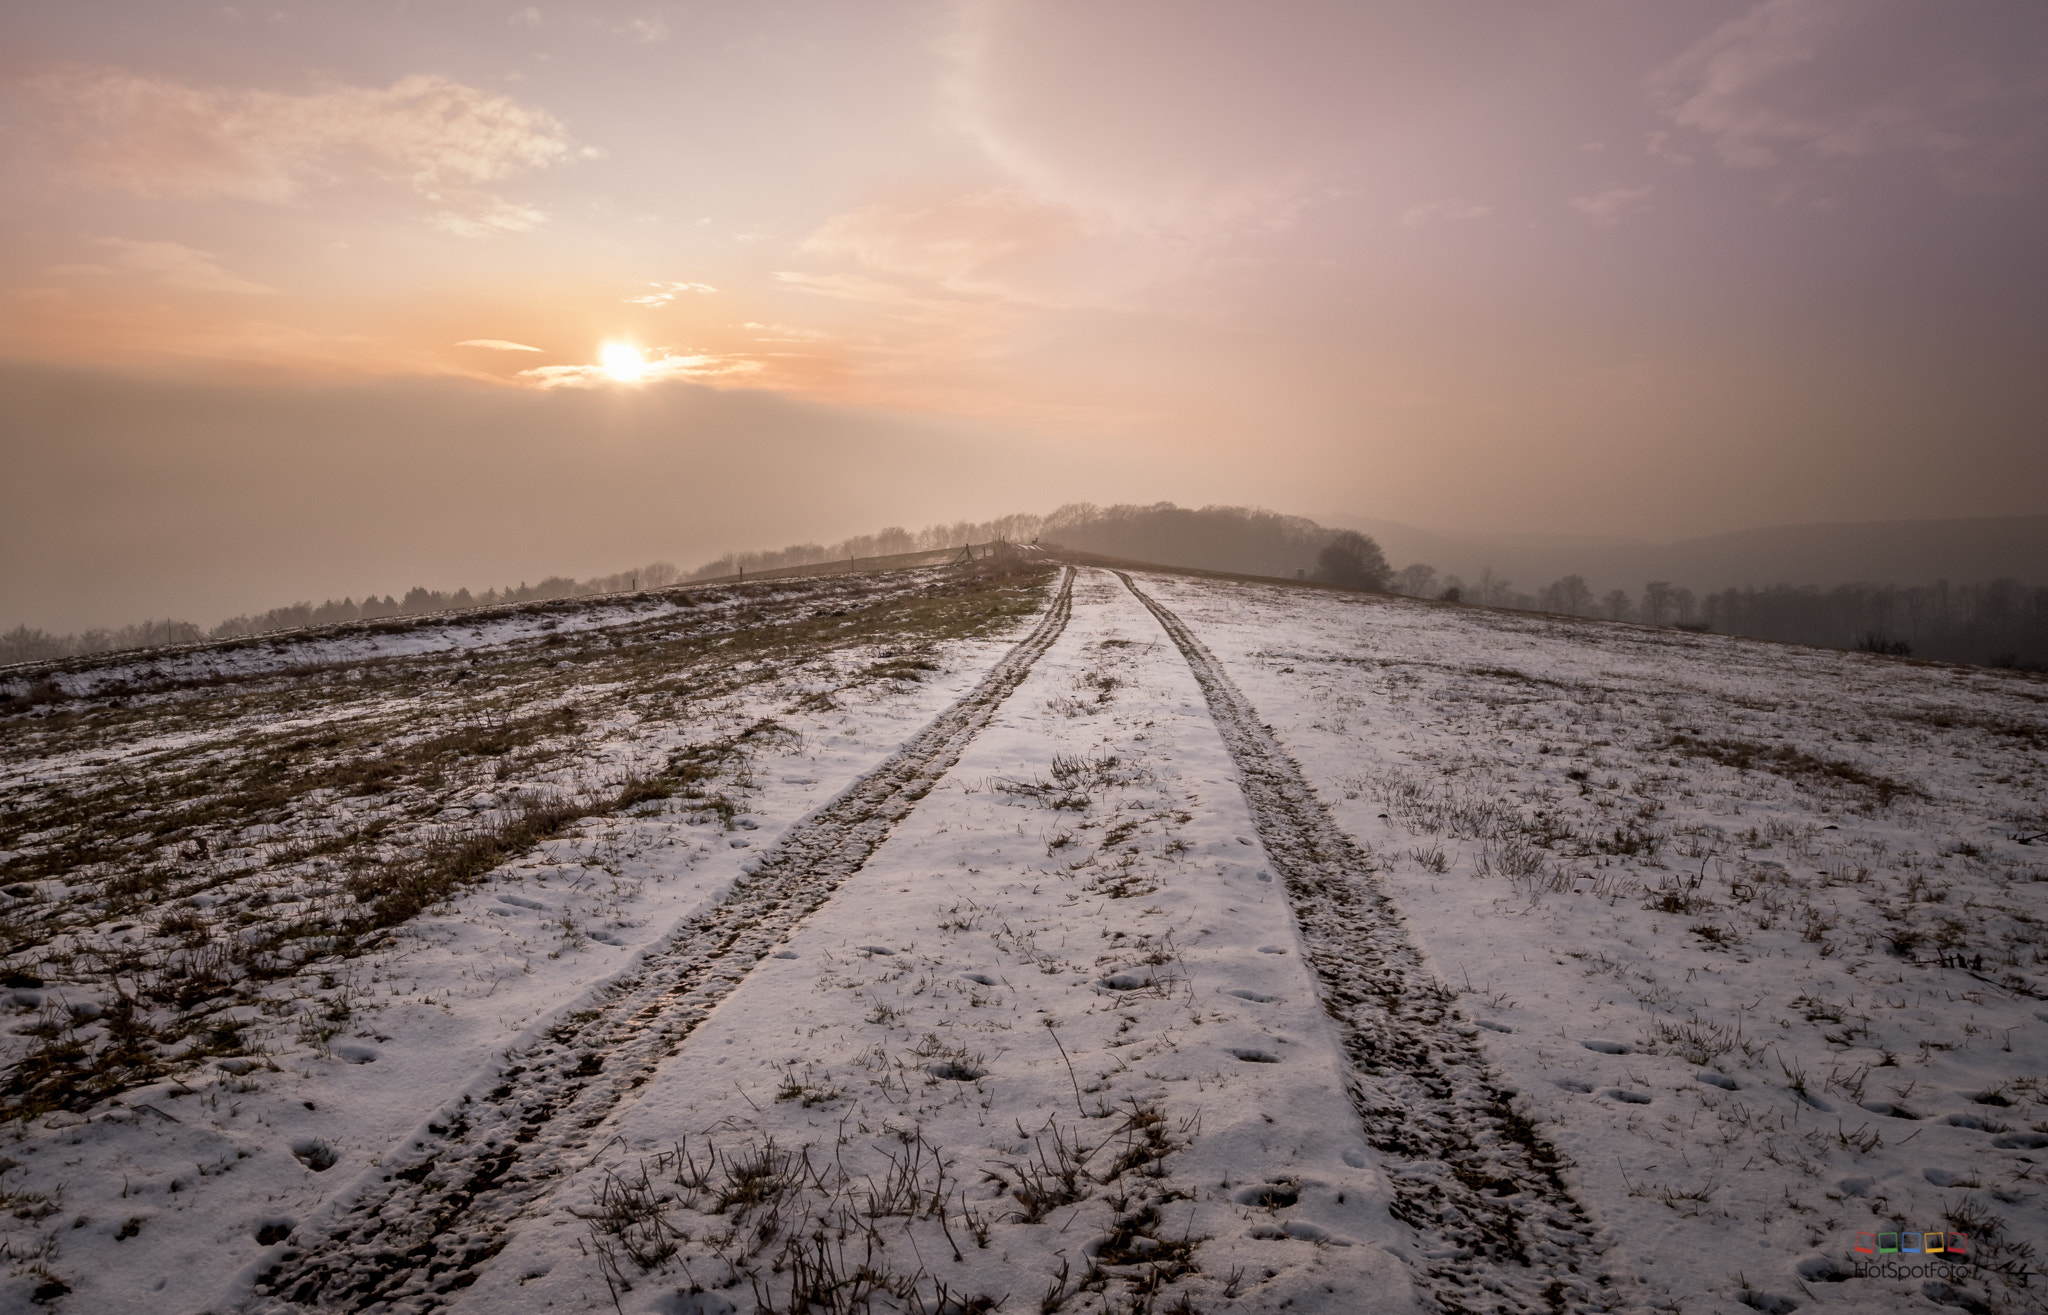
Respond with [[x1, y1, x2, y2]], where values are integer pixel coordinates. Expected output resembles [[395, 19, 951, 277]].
[[601, 342, 646, 382]]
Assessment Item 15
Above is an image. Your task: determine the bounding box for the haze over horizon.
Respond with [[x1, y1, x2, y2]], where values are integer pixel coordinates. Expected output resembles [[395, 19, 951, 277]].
[[5, 2, 2047, 631]]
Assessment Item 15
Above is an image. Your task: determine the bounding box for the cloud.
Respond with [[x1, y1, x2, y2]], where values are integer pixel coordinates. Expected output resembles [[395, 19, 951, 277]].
[[1571, 184, 1654, 226], [801, 189, 1081, 287], [456, 339, 543, 352], [518, 351, 762, 388], [1399, 200, 1494, 228], [744, 322, 829, 342], [774, 271, 915, 305], [1649, 0, 2048, 192], [76, 239, 276, 294], [624, 16, 669, 43], [31, 66, 575, 222], [510, 6, 541, 27], [429, 200, 549, 238], [624, 281, 717, 306]]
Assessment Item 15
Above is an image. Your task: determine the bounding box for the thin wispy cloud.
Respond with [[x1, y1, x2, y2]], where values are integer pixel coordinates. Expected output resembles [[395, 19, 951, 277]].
[[623, 282, 717, 306], [802, 189, 1080, 288], [1571, 184, 1654, 226], [52, 238, 275, 294], [455, 339, 543, 352], [430, 201, 550, 239], [1649, 0, 2048, 192], [518, 351, 761, 388], [31, 67, 576, 229], [623, 16, 669, 44]]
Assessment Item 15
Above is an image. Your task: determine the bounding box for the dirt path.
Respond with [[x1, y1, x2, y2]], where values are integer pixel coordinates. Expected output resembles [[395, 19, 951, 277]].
[[240, 570, 1076, 1312], [1117, 571, 1627, 1315]]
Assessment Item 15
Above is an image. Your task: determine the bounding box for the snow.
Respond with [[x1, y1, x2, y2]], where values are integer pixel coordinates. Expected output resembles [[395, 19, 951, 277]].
[[1142, 571, 2048, 1314], [452, 569, 1416, 1314], [4, 564, 2043, 1314]]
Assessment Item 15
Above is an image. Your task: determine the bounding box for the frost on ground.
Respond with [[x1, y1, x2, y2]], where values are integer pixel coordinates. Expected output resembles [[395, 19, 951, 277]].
[[0, 566, 1050, 1310], [1145, 571, 2048, 1314], [2, 561, 2042, 1314], [460, 569, 1413, 1315]]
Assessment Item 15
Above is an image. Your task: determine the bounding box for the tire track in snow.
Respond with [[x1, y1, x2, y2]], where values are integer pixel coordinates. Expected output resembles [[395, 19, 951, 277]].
[[1117, 571, 1625, 1315], [243, 568, 1075, 1313]]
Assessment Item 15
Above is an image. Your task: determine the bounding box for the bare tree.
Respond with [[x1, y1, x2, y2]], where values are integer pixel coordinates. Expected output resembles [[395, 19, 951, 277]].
[[1541, 574, 1593, 616], [1315, 531, 1392, 591], [1394, 563, 1438, 598], [1643, 581, 1676, 626], [1602, 589, 1634, 621]]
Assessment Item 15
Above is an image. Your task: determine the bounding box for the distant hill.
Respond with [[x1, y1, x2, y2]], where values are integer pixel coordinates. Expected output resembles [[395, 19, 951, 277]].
[[1038, 503, 1329, 578], [1323, 513, 2048, 595]]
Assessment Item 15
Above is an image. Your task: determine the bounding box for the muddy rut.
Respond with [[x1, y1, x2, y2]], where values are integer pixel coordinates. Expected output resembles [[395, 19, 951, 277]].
[[1118, 571, 1626, 1315], [244, 569, 1075, 1312]]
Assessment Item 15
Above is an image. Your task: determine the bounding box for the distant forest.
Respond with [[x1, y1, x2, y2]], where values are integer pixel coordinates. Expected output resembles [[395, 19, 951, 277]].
[[1401, 570, 2048, 671], [4, 503, 2043, 671]]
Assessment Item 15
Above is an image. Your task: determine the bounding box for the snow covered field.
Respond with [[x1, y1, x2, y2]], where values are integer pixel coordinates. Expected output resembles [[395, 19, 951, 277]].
[[1, 563, 2042, 1315], [1147, 571, 2048, 1315]]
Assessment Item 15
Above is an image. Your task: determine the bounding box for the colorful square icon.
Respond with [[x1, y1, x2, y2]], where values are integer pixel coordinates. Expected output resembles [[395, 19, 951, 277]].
[[1926, 1232, 1945, 1254], [1950, 1233, 1969, 1257], [1854, 1232, 1876, 1254], [1903, 1232, 1924, 1253], [1879, 1232, 1900, 1253]]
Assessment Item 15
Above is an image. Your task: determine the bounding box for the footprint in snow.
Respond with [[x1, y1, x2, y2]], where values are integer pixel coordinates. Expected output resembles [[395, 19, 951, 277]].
[[1249, 1221, 1350, 1245], [855, 945, 895, 956], [1696, 1072, 1740, 1090], [1582, 1039, 1629, 1055], [1234, 1180, 1300, 1208], [1554, 1079, 1593, 1093], [1258, 945, 1288, 955], [1925, 1168, 1980, 1188], [1947, 1113, 2005, 1132], [1475, 1019, 1511, 1033], [332, 1044, 379, 1065], [253, 1217, 296, 1247], [1603, 1088, 1652, 1105], [1225, 988, 1278, 1003], [1230, 1047, 1281, 1064], [1795, 1255, 1855, 1283], [1861, 1100, 1921, 1120], [771, 950, 799, 960], [1992, 1132, 2048, 1150], [961, 972, 997, 986]]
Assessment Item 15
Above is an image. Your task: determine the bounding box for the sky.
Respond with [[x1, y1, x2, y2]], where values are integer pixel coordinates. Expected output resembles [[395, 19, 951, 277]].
[[4, 1, 2048, 631]]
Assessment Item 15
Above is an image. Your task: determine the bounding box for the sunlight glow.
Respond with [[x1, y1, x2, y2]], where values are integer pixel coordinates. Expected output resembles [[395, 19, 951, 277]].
[[601, 342, 646, 382]]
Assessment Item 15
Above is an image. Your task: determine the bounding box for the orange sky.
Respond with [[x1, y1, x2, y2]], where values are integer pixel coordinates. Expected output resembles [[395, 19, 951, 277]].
[[4, 1, 2047, 629]]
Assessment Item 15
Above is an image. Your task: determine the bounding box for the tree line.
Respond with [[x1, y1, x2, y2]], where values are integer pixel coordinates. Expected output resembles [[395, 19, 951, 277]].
[[1384, 567, 2047, 669], [6, 502, 2041, 672]]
